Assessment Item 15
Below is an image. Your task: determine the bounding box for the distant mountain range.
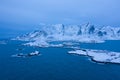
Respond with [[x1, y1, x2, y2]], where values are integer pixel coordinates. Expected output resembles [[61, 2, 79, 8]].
[[15, 23, 120, 43]]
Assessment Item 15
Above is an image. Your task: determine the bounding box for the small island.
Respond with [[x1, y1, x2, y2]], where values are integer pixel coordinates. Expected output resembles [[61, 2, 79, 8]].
[[68, 49, 120, 64], [12, 51, 40, 58]]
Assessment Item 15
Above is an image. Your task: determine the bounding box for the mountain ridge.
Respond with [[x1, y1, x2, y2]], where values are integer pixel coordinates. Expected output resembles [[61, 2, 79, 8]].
[[15, 23, 120, 42]]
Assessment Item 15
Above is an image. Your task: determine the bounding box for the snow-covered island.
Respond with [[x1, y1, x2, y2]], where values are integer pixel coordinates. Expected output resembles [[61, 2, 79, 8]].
[[68, 49, 120, 64]]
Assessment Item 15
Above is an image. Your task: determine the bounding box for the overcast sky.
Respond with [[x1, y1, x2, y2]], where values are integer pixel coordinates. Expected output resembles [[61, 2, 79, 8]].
[[0, 0, 120, 30]]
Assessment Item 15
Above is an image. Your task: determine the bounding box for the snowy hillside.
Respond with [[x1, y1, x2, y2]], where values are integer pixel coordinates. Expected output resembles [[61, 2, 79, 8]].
[[16, 23, 120, 43], [15, 23, 120, 47]]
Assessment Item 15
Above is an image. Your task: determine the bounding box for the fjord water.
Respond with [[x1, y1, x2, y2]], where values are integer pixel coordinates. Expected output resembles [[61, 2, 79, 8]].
[[0, 40, 120, 80]]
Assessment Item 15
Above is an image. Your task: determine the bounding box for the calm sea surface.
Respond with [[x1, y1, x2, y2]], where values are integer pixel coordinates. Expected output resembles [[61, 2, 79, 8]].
[[0, 40, 120, 80]]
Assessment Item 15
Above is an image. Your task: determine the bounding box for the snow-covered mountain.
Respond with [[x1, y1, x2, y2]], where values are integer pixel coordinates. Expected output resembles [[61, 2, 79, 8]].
[[15, 23, 120, 46]]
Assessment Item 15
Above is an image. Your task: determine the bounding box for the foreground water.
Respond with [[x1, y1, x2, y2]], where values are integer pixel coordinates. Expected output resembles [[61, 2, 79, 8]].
[[0, 40, 120, 80]]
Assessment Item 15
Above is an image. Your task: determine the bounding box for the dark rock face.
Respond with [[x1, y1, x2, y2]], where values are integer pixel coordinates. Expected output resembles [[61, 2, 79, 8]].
[[97, 31, 107, 37], [77, 27, 82, 35], [117, 29, 120, 36], [88, 25, 95, 34], [62, 24, 65, 36], [117, 30, 120, 33]]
